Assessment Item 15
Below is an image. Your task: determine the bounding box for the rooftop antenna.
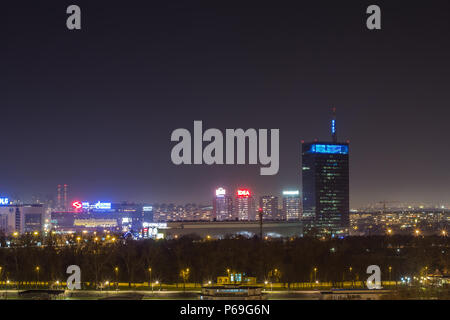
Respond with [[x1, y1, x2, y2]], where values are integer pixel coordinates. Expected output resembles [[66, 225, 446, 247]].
[[331, 107, 337, 143]]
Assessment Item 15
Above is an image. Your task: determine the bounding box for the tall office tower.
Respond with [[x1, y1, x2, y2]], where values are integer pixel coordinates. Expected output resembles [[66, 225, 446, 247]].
[[235, 188, 255, 221], [301, 108, 350, 236], [63, 184, 68, 211], [57, 184, 62, 210], [282, 190, 301, 221], [213, 187, 234, 221], [259, 195, 278, 220]]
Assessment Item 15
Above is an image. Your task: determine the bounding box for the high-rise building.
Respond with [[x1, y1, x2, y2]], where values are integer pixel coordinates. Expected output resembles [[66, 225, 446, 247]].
[[235, 188, 255, 221], [0, 203, 44, 234], [282, 190, 301, 221], [259, 196, 278, 220], [213, 188, 234, 221], [301, 108, 350, 236]]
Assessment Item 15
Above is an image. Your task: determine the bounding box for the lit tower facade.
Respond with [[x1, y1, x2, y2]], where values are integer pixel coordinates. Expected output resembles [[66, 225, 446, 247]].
[[235, 189, 255, 221], [282, 190, 301, 221], [301, 109, 350, 236], [213, 187, 234, 221], [259, 195, 278, 220]]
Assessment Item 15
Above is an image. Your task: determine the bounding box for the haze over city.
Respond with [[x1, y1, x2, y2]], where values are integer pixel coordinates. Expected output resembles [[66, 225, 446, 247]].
[[3, 1, 450, 207]]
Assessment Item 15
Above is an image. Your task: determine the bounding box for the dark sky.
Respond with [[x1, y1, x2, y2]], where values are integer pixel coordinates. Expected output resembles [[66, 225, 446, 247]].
[[3, 1, 450, 207]]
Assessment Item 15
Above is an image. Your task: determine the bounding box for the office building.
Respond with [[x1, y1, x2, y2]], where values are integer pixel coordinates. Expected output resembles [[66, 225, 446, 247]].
[[235, 189, 255, 221], [213, 188, 234, 221], [301, 109, 350, 236], [259, 195, 278, 220], [282, 190, 301, 221]]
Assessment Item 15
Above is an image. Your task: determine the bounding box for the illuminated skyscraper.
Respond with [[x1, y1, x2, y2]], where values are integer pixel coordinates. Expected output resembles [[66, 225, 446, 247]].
[[301, 109, 349, 236], [235, 189, 255, 221], [282, 190, 301, 221], [259, 195, 278, 220], [213, 187, 234, 221]]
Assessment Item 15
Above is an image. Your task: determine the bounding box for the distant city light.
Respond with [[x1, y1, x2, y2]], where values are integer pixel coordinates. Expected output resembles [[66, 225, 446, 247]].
[[237, 189, 250, 197], [72, 201, 82, 209], [282, 190, 299, 196], [80, 201, 112, 210], [216, 187, 226, 197], [309, 144, 348, 154]]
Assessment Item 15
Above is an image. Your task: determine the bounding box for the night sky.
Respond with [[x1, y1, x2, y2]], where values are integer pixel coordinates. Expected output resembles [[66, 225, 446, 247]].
[[3, 1, 450, 207]]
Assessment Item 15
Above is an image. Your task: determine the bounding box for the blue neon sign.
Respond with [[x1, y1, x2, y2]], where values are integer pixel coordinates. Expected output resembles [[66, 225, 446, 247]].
[[331, 120, 336, 134], [82, 201, 112, 210], [310, 144, 348, 154], [0, 197, 9, 205]]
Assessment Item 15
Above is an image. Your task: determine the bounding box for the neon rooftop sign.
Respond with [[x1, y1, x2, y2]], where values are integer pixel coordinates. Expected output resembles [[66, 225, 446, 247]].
[[309, 144, 348, 154], [237, 189, 250, 197]]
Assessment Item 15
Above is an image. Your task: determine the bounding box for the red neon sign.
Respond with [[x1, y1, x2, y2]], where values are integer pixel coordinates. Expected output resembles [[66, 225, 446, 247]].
[[72, 201, 82, 209], [237, 189, 250, 197]]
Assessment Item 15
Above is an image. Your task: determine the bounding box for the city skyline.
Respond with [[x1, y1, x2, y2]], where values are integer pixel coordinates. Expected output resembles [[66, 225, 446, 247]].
[[3, 1, 450, 207]]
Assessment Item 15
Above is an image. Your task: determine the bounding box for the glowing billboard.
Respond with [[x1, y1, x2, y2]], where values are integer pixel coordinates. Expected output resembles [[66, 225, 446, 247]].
[[309, 144, 348, 154], [0, 197, 9, 205], [282, 190, 299, 196], [78, 201, 112, 210], [216, 187, 226, 197], [237, 189, 250, 197], [72, 201, 82, 209]]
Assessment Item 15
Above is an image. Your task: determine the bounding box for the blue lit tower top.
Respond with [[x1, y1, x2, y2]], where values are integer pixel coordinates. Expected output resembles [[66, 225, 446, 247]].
[[331, 107, 337, 143], [301, 107, 349, 237]]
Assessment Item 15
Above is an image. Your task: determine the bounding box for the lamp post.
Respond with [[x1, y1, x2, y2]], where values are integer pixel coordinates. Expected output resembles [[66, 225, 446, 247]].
[[114, 267, 119, 290], [349, 266, 353, 287], [5, 280, 9, 300], [148, 267, 153, 292], [313, 267, 317, 287], [35, 266, 40, 289], [388, 266, 392, 286], [181, 268, 190, 292]]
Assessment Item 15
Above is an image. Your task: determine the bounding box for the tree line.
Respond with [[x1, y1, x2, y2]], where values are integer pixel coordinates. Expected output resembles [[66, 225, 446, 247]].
[[0, 233, 448, 288]]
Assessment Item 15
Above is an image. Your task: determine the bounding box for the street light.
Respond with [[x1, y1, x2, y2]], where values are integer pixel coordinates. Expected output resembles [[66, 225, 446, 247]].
[[389, 266, 392, 284], [180, 268, 190, 292], [5, 280, 10, 300], [148, 267, 153, 292], [349, 267, 353, 287], [313, 267, 318, 285], [35, 266, 40, 288], [114, 267, 119, 290]]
